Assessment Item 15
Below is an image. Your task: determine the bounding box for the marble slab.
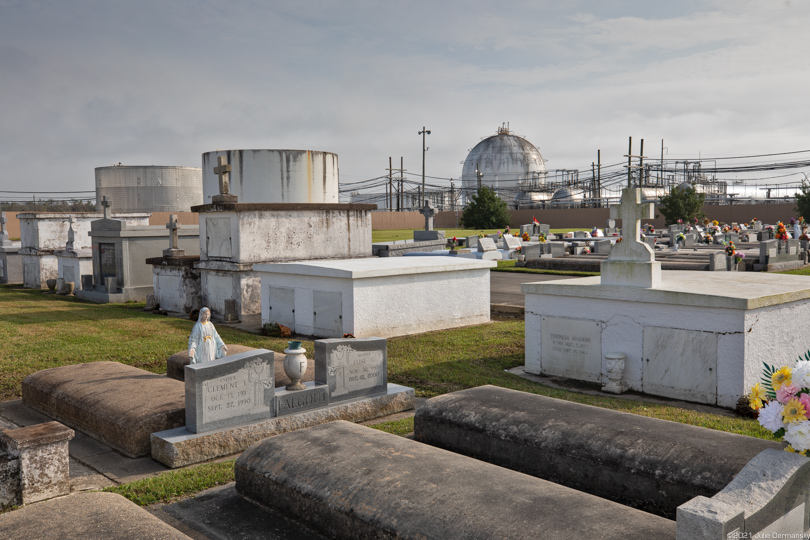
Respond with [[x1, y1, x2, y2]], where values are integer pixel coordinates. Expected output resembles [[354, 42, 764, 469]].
[[540, 317, 602, 383]]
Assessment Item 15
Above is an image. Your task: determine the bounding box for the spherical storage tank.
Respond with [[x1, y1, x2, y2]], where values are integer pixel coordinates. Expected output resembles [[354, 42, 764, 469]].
[[95, 166, 203, 213], [202, 150, 339, 204], [461, 125, 547, 200]]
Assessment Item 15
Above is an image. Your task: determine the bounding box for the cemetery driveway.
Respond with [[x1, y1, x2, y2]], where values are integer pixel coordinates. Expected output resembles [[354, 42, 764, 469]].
[[490, 271, 575, 308]]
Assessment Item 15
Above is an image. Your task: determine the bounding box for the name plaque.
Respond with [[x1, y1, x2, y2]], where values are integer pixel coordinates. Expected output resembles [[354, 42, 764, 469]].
[[186, 349, 275, 434], [315, 337, 387, 402], [541, 317, 602, 383]]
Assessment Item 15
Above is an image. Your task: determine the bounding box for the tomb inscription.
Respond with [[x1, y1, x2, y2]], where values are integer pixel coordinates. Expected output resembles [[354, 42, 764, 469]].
[[541, 317, 602, 383], [315, 337, 387, 402]]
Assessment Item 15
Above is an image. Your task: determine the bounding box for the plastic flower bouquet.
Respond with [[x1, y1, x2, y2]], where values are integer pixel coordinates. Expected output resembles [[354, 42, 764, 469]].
[[734, 252, 746, 264], [522, 232, 530, 242], [748, 353, 810, 455], [776, 222, 789, 240], [724, 242, 735, 257]]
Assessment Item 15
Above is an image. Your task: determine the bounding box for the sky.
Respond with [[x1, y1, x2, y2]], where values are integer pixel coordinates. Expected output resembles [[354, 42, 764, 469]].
[[1, 0, 809, 201]]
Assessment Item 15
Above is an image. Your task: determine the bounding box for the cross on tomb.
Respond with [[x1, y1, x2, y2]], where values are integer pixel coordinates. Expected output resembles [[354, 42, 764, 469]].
[[66, 217, 75, 250], [214, 156, 232, 196], [166, 214, 180, 250], [607, 188, 655, 262], [419, 200, 436, 231], [101, 196, 112, 220]]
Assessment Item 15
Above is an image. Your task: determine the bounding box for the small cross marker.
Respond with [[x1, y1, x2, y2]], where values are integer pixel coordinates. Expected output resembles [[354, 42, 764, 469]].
[[212, 155, 238, 203], [101, 196, 112, 220]]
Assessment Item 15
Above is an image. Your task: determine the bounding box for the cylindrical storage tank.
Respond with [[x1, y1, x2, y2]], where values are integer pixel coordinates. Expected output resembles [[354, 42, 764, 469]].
[[201, 149, 339, 204], [95, 166, 203, 213]]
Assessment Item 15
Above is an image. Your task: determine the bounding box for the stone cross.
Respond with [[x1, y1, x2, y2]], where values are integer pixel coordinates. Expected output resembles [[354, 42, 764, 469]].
[[101, 196, 112, 220], [214, 156, 232, 195], [419, 200, 436, 231], [166, 214, 180, 250], [0, 212, 9, 246], [608, 188, 655, 262], [66, 217, 75, 250]]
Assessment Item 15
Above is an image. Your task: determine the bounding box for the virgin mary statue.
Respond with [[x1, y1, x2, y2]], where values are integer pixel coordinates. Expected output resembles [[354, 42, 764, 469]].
[[188, 307, 228, 364]]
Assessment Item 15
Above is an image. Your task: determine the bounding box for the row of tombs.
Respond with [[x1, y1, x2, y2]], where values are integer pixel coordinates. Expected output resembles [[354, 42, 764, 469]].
[[3, 332, 809, 538]]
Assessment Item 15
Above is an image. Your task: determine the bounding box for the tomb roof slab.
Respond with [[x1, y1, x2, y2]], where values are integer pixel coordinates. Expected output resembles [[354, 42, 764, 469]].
[[254, 256, 496, 279]]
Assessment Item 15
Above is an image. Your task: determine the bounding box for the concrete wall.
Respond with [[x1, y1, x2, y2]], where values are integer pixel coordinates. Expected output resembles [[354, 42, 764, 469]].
[[3, 212, 199, 241], [371, 203, 797, 230]]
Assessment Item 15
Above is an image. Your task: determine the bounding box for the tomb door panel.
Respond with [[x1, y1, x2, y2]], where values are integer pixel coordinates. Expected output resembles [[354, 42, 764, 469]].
[[63, 266, 75, 284], [313, 291, 343, 337], [0, 260, 4, 279], [267, 286, 295, 329], [206, 218, 232, 259], [99, 243, 117, 280], [642, 326, 717, 404]]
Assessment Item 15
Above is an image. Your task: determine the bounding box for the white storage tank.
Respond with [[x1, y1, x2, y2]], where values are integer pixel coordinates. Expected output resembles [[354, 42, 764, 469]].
[[201, 149, 339, 204], [95, 165, 203, 213]]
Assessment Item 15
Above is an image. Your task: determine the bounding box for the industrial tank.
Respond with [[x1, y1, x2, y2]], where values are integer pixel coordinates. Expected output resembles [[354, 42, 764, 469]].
[[201, 149, 339, 204], [461, 125, 547, 201], [95, 166, 203, 213]]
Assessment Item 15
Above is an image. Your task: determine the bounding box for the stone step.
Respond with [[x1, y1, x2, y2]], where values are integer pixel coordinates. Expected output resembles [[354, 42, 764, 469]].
[[414, 385, 781, 520], [235, 420, 676, 539]]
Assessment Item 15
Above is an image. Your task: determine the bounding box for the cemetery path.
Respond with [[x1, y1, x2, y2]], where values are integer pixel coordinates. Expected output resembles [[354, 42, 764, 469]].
[[490, 272, 574, 308]]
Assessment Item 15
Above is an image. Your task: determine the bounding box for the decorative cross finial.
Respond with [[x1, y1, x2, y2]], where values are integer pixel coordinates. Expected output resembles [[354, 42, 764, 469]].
[[166, 214, 180, 250], [101, 196, 112, 219], [66, 216, 75, 250], [607, 188, 655, 262], [214, 156, 232, 196], [0, 212, 9, 246], [419, 200, 436, 231]]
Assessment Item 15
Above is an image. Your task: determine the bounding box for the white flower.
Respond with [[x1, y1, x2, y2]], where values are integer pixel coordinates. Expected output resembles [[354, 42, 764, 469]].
[[792, 361, 810, 389], [785, 421, 810, 452], [758, 401, 786, 432]]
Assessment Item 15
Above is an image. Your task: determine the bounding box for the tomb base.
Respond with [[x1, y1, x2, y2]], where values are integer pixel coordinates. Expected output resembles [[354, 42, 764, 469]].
[[254, 256, 495, 338], [197, 262, 260, 322], [147, 256, 201, 314], [151, 384, 414, 468], [413, 230, 445, 241], [523, 271, 810, 408], [0, 246, 22, 284], [600, 259, 662, 287]]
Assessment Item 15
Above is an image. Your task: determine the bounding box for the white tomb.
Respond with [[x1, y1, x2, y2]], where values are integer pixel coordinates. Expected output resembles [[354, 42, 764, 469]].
[[523, 188, 810, 408], [255, 257, 495, 338], [55, 218, 92, 291], [0, 212, 22, 284]]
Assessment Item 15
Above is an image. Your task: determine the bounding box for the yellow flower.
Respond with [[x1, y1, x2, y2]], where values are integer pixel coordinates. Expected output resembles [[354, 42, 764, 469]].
[[772, 366, 792, 390], [782, 398, 807, 423], [786, 444, 797, 453], [749, 383, 766, 409]]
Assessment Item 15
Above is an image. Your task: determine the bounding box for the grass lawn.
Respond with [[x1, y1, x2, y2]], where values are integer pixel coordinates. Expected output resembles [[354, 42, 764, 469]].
[[492, 260, 599, 276], [0, 283, 776, 506], [372, 228, 574, 243], [780, 267, 810, 276]]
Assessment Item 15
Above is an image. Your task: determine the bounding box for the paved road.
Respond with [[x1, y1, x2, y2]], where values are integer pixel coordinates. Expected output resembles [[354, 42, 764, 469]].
[[490, 271, 577, 307]]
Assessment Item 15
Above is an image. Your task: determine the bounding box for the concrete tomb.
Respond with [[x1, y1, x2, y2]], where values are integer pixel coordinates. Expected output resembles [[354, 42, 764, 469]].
[[523, 187, 810, 407], [151, 337, 413, 468], [255, 257, 494, 338], [0, 212, 22, 284], [77, 205, 199, 303], [414, 385, 780, 519], [22, 362, 185, 458], [54, 217, 93, 292], [0, 421, 74, 507], [371, 238, 446, 257], [234, 420, 675, 540]]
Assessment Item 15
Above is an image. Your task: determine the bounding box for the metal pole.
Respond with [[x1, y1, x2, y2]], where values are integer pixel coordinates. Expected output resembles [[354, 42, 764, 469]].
[[627, 137, 632, 187], [639, 139, 644, 184], [419, 126, 431, 204], [389, 156, 393, 211], [597, 149, 602, 206], [399, 157, 403, 212], [661, 139, 664, 186]]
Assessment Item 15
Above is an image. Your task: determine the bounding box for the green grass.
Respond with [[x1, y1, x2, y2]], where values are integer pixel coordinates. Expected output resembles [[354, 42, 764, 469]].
[[780, 267, 810, 276], [103, 460, 235, 506], [368, 417, 415, 436], [372, 228, 576, 243]]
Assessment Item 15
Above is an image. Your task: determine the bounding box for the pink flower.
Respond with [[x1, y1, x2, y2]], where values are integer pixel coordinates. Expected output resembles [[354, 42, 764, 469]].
[[800, 394, 810, 418], [777, 384, 800, 404]]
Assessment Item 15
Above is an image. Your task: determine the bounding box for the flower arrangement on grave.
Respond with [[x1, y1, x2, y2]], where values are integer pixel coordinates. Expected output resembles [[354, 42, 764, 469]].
[[522, 232, 530, 242], [704, 218, 710, 226], [790, 218, 797, 226], [734, 252, 746, 264], [704, 234, 712, 244], [676, 232, 685, 242], [766, 225, 774, 232], [449, 236, 458, 249], [801, 233, 810, 241], [684, 224, 692, 232], [497, 230, 503, 238], [694, 217, 699, 224], [776, 222, 789, 240], [538, 232, 547, 243], [747, 353, 810, 455], [505, 226, 511, 235], [582, 247, 590, 254], [677, 218, 683, 224], [724, 242, 736, 257], [732, 226, 740, 234], [752, 217, 758, 223], [616, 236, 622, 243], [722, 225, 730, 233], [712, 220, 719, 226]]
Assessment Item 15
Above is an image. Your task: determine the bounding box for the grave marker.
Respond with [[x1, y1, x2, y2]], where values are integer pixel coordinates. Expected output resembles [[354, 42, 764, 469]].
[[164, 214, 184, 257], [212, 156, 237, 203], [601, 188, 661, 288], [477, 237, 497, 252], [315, 337, 387, 402], [101, 195, 112, 220]]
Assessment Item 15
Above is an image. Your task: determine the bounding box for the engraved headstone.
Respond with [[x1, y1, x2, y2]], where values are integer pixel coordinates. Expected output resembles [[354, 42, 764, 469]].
[[185, 349, 275, 434], [501, 235, 521, 251], [541, 317, 603, 382], [477, 238, 497, 252], [760, 239, 778, 264], [315, 337, 387, 403]]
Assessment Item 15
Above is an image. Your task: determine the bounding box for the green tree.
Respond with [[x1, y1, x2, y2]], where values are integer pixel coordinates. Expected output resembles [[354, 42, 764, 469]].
[[794, 181, 810, 221], [657, 185, 706, 225], [460, 186, 511, 229]]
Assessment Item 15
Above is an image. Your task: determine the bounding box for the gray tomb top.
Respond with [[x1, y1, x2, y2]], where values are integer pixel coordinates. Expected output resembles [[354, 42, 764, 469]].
[[477, 237, 497, 252], [315, 337, 387, 403], [418, 201, 436, 231], [185, 349, 275, 434]]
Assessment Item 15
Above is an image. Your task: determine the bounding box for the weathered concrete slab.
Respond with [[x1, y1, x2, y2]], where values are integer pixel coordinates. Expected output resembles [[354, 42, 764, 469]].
[[152, 384, 413, 468], [167, 347, 315, 387], [235, 420, 675, 540], [0, 492, 191, 540], [414, 385, 781, 519], [22, 362, 185, 458]]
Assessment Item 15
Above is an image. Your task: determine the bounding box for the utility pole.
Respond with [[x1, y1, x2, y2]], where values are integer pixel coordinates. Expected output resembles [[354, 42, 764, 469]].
[[639, 139, 645, 184], [450, 180, 455, 212], [597, 149, 602, 206], [388, 157, 393, 211], [386, 158, 406, 212], [476, 163, 483, 189], [660, 139, 665, 185], [627, 137, 632, 187], [419, 126, 431, 204]]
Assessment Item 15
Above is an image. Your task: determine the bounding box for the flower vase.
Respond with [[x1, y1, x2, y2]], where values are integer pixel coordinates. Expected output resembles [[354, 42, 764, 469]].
[[602, 353, 627, 394], [283, 343, 307, 391]]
